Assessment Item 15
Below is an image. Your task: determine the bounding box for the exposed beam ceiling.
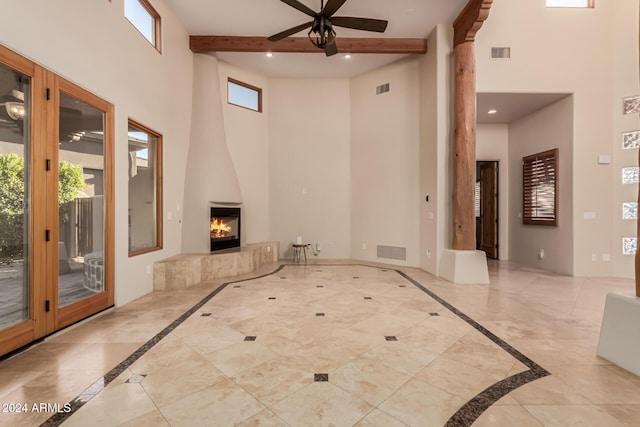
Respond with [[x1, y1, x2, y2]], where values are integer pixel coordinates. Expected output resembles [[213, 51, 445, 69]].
[[190, 36, 427, 55]]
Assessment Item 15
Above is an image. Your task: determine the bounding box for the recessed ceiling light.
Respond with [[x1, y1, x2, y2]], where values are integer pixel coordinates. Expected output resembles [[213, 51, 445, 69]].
[[488, 109, 497, 114], [266, 52, 273, 58], [345, 54, 351, 59]]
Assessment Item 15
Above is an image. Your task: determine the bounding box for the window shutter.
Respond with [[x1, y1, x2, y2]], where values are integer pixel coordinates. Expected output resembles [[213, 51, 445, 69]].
[[523, 149, 558, 226]]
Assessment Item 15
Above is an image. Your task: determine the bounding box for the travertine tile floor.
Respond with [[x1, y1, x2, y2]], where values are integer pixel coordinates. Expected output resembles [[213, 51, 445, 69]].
[[1, 260, 639, 426]]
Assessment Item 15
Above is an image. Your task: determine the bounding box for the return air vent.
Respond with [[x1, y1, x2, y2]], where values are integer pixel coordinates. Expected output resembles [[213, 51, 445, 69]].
[[377, 245, 406, 261], [491, 47, 511, 59], [376, 83, 390, 95]]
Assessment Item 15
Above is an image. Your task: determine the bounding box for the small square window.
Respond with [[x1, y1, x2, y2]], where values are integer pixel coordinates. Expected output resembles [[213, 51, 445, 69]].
[[125, 0, 161, 51], [623, 237, 637, 255], [228, 78, 262, 112], [624, 96, 640, 115], [623, 131, 640, 150], [623, 202, 638, 220], [622, 167, 640, 185]]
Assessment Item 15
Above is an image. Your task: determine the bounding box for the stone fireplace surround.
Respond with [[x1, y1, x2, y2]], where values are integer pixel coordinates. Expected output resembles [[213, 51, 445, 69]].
[[153, 242, 279, 291]]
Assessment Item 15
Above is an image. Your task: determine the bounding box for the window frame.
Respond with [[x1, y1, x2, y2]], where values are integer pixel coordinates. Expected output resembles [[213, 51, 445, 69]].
[[522, 148, 559, 226], [545, 0, 594, 8], [127, 118, 163, 257], [227, 77, 263, 113], [124, 0, 162, 52]]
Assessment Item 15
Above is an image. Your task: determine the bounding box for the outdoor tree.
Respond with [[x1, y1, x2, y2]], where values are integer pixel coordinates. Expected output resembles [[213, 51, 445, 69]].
[[0, 153, 86, 260]]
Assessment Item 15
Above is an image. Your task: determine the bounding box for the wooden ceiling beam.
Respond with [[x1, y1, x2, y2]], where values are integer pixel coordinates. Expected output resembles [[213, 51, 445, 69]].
[[189, 36, 427, 54], [453, 0, 493, 47]]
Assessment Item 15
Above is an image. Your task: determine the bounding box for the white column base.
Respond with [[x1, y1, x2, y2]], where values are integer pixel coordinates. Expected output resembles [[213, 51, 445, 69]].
[[439, 249, 490, 284], [597, 292, 640, 376]]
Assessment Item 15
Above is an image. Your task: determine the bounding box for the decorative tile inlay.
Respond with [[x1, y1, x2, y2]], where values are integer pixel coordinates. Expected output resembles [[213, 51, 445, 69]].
[[381, 269, 388, 272], [280, 277, 287, 279], [623, 237, 637, 255], [201, 313, 212, 317], [623, 202, 638, 220], [316, 285, 324, 288], [41, 263, 549, 427], [385, 336, 398, 341], [623, 131, 640, 149], [316, 270, 323, 272], [268, 297, 276, 300], [315, 313, 325, 317], [429, 312, 440, 316], [622, 167, 640, 184], [623, 95, 640, 115], [314, 373, 329, 382], [233, 285, 241, 288], [353, 276, 360, 279], [399, 285, 406, 288], [244, 336, 257, 341], [126, 374, 146, 384]]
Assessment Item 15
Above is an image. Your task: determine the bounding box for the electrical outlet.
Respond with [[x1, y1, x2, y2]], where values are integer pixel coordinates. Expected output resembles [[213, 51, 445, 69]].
[[602, 253, 610, 261], [362, 243, 367, 250], [146, 264, 151, 275], [591, 253, 597, 261], [538, 249, 544, 259], [426, 249, 431, 258], [267, 246, 271, 253]]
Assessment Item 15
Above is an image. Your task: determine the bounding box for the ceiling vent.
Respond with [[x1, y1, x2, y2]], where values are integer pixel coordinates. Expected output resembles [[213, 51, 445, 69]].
[[376, 83, 390, 95], [491, 47, 511, 59]]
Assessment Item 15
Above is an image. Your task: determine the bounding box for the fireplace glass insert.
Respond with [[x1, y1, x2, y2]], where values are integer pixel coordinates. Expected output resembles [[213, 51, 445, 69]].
[[210, 207, 241, 251]]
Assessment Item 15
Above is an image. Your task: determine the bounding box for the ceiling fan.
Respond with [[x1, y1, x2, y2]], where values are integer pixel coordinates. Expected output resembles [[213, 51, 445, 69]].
[[267, 0, 388, 56]]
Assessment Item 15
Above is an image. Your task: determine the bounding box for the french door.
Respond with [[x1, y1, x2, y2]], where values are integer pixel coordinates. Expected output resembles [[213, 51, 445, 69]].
[[0, 45, 114, 356]]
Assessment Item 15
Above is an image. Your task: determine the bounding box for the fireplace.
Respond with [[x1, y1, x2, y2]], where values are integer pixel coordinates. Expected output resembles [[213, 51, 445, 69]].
[[210, 207, 241, 251]]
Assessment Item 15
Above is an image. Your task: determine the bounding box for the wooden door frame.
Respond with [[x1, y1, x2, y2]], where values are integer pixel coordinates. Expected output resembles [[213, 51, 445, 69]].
[[476, 160, 499, 259], [0, 45, 114, 356]]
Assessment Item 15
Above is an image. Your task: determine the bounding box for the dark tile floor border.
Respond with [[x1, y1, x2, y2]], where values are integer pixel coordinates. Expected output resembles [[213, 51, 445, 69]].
[[40, 262, 548, 427], [40, 265, 285, 427]]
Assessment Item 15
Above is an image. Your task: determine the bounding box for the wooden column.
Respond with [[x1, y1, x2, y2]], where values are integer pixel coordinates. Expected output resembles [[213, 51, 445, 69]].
[[452, 41, 477, 250], [451, 0, 493, 250]]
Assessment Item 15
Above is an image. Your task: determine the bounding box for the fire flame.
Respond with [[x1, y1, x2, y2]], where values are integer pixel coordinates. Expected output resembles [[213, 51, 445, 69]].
[[210, 218, 232, 238]]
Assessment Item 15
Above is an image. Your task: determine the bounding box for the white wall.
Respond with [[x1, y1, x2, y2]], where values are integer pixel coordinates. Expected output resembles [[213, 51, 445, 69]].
[[0, 0, 194, 305], [475, 0, 637, 277], [350, 57, 421, 266], [268, 78, 351, 259], [477, 124, 509, 260], [420, 25, 454, 275], [218, 61, 270, 244], [508, 97, 574, 275], [612, 0, 640, 277], [182, 54, 242, 253]]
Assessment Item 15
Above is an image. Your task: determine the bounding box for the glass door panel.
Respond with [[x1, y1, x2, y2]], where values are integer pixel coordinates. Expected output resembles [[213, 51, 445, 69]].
[[0, 63, 31, 331], [57, 92, 105, 307]]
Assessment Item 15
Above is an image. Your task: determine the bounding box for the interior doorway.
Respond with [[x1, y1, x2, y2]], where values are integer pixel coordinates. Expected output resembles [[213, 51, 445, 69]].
[[476, 161, 499, 259]]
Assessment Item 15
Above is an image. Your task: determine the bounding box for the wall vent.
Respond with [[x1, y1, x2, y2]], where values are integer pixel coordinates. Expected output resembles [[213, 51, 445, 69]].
[[377, 245, 406, 261], [491, 47, 511, 59], [376, 83, 390, 95]]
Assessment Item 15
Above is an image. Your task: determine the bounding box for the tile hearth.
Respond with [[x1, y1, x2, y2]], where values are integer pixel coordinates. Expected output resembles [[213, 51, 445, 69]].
[[0, 261, 638, 426]]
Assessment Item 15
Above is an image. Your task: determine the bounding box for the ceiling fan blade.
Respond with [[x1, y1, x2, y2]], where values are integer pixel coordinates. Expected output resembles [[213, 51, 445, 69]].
[[322, 0, 347, 17], [267, 21, 314, 41], [324, 38, 338, 56], [280, 0, 317, 17], [331, 17, 388, 33]]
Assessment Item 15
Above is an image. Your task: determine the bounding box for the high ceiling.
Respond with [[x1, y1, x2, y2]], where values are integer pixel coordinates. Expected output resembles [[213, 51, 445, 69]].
[[164, 0, 469, 78], [163, 1, 569, 122]]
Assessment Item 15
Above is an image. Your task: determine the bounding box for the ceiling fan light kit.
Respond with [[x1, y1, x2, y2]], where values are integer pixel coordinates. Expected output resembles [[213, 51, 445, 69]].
[[268, 0, 388, 57]]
